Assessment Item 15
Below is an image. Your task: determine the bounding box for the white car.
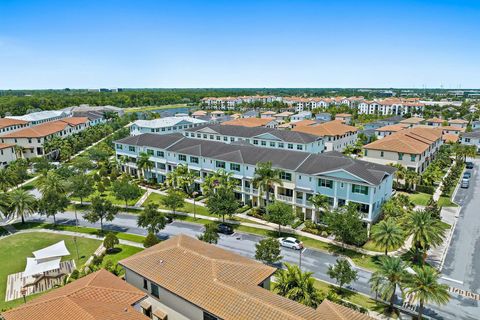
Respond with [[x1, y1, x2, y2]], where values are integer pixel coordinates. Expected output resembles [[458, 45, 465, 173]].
[[278, 237, 304, 250]]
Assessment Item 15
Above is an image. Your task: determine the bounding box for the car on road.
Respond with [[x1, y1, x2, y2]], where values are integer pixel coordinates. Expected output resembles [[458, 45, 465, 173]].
[[217, 223, 234, 235], [461, 178, 470, 188], [463, 171, 472, 179], [278, 237, 303, 250], [466, 162, 474, 169]]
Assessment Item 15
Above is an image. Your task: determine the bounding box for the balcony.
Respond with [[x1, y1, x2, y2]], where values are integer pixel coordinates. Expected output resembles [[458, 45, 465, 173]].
[[277, 194, 293, 202], [296, 198, 304, 205], [244, 187, 251, 193], [252, 188, 259, 194]]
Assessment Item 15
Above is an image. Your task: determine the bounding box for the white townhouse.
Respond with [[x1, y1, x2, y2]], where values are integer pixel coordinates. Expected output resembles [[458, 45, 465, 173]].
[[114, 133, 395, 224], [292, 120, 358, 152], [448, 119, 469, 128], [6, 110, 71, 126], [0, 118, 29, 134], [291, 111, 312, 122], [130, 116, 208, 136], [460, 131, 480, 153], [0, 143, 17, 167], [183, 124, 325, 153]]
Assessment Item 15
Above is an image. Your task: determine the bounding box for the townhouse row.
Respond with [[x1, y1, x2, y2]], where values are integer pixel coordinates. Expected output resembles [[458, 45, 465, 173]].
[[115, 133, 395, 224]]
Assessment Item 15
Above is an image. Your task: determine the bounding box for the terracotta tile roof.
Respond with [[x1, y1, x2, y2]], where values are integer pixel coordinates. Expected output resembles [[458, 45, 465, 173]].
[[448, 119, 468, 124], [440, 126, 465, 132], [0, 118, 28, 129], [275, 111, 294, 117], [364, 127, 443, 154], [221, 117, 276, 127], [0, 143, 15, 150], [0, 117, 88, 138], [192, 110, 208, 116], [315, 300, 373, 320], [291, 119, 317, 127], [399, 117, 424, 124], [292, 120, 358, 137], [261, 111, 277, 115], [2, 269, 148, 320], [335, 113, 352, 117], [375, 124, 409, 132], [120, 235, 322, 320], [443, 133, 459, 143], [426, 117, 444, 123]]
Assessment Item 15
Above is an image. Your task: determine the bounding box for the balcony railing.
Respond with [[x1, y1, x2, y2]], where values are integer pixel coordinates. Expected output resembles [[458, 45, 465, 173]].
[[252, 188, 259, 194], [277, 194, 293, 202], [296, 198, 304, 205]]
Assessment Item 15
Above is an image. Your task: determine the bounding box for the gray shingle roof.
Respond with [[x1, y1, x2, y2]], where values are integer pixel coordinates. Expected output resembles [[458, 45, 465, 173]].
[[115, 133, 394, 185], [186, 124, 321, 144], [461, 131, 480, 138]]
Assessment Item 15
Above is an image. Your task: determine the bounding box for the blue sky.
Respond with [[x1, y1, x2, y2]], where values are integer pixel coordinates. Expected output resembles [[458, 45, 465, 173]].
[[1, 0, 479, 89]]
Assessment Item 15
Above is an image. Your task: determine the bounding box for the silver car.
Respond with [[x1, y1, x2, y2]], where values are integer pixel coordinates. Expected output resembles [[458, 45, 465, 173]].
[[278, 237, 304, 250], [461, 178, 469, 188]]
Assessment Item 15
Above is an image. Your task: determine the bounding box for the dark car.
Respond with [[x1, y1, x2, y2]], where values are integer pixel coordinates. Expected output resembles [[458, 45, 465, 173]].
[[217, 223, 234, 235], [466, 162, 474, 169], [165, 215, 173, 224], [463, 172, 472, 179]]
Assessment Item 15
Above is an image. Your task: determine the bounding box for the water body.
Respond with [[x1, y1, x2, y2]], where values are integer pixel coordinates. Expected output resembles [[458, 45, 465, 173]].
[[136, 106, 193, 119]]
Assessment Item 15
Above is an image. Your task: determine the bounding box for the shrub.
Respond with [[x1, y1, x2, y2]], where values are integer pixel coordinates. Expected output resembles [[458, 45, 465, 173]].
[[416, 185, 435, 194], [143, 232, 160, 248]]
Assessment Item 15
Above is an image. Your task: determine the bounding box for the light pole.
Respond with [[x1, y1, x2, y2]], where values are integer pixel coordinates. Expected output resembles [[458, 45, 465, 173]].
[[192, 191, 198, 220], [73, 236, 80, 261], [20, 287, 27, 304]]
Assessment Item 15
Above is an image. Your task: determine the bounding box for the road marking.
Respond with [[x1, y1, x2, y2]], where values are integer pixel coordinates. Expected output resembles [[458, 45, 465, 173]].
[[448, 287, 480, 301], [441, 276, 463, 285], [301, 248, 307, 254]]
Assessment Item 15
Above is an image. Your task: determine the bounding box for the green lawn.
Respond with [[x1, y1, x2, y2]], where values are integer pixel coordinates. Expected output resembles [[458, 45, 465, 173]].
[[0, 233, 101, 311], [70, 186, 145, 207], [403, 192, 457, 207], [142, 193, 213, 217], [102, 244, 143, 276]]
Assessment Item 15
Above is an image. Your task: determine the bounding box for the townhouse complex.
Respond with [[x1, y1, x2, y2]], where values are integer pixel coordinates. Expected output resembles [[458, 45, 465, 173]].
[[115, 132, 394, 223], [292, 120, 358, 152], [357, 98, 425, 116], [130, 116, 208, 136]]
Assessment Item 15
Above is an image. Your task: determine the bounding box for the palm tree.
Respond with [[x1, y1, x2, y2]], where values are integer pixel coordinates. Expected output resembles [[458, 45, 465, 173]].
[[136, 152, 154, 180], [0, 168, 13, 192], [273, 263, 323, 308], [253, 162, 283, 209], [201, 169, 236, 196], [369, 256, 409, 311], [309, 194, 330, 222], [371, 219, 404, 255], [405, 266, 450, 320], [404, 210, 447, 263], [8, 189, 36, 224], [391, 163, 406, 185], [13, 145, 25, 159], [36, 171, 67, 195]]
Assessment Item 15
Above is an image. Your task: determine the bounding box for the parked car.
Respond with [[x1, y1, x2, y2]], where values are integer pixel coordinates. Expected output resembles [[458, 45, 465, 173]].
[[165, 216, 173, 224], [463, 172, 472, 179], [461, 178, 470, 188], [278, 237, 303, 250], [217, 223, 234, 235], [466, 162, 474, 169]]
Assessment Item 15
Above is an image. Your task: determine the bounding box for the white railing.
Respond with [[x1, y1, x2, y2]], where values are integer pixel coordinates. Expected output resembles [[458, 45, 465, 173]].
[[277, 194, 293, 202]]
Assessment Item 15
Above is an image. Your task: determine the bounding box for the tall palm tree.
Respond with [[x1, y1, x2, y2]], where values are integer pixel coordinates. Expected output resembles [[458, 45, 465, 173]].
[[0, 168, 13, 192], [371, 219, 404, 255], [369, 256, 409, 311], [405, 170, 420, 192], [273, 263, 322, 308], [136, 152, 154, 180], [391, 163, 406, 185], [405, 266, 450, 320], [201, 169, 236, 196], [404, 210, 447, 263], [309, 194, 330, 222], [253, 162, 283, 209], [36, 171, 67, 195], [8, 189, 36, 224]]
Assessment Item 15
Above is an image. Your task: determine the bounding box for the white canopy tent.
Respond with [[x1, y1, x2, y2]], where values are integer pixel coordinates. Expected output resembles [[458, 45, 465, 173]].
[[23, 241, 70, 278]]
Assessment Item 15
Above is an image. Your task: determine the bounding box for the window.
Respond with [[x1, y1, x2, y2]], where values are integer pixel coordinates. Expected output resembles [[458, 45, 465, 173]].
[[279, 171, 292, 181], [203, 312, 218, 320], [210, 135, 214, 139], [230, 163, 241, 171], [261, 141, 266, 146], [253, 139, 258, 145], [157, 163, 166, 170], [270, 142, 275, 147], [147, 149, 154, 156], [223, 136, 228, 141], [116, 144, 123, 150], [364, 149, 368, 156], [288, 143, 293, 149], [143, 278, 148, 289], [318, 178, 333, 188], [151, 283, 159, 298], [203, 134, 207, 138], [178, 154, 187, 161], [216, 136, 221, 140], [410, 154, 416, 162], [297, 145, 303, 150], [352, 184, 369, 195], [128, 146, 135, 152], [216, 161, 226, 168], [278, 142, 284, 148], [380, 151, 384, 157], [156, 151, 164, 157], [190, 156, 199, 164], [398, 153, 403, 160]]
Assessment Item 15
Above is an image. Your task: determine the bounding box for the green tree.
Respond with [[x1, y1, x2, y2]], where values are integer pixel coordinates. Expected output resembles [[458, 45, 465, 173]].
[[273, 263, 323, 308], [83, 196, 118, 231], [309, 194, 330, 221], [69, 174, 95, 205], [255, 237, 283, 265], [265, 201, 296, 235], [405, 266, 450, 320], [201, 169, 236, 197], [371, 219, 404, 255], [325, 203, 367, 247], [327, 258, 358, 290], [143, 232, 160, 248], [36, 171, 67, 195], [253, 162, 283, 209], [112, 177, 142, 208], [71, 156, 95, 173], [0, 168, 13, 192], [37, 191, 69, 224], [8, 189, 37, 224], [205, 186, 239, 222], [137, 203, 167, 233], [161, 189, 185, 215], [103, 232, 119, 252], [136, 152, 154, 180], [198, 223, 219, 244], [369, 256, 409, 310]]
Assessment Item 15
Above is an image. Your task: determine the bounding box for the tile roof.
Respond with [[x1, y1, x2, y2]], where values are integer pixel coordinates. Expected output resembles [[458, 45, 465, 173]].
[[439, 126, 465, 132], [119, 235, 372, 320], [315, 300, 373, 320], [0, 117, 89, 138], [448, 119, 468, 124], [115, 134, 394, 185], [0, 118, 28, 129], [443, 133, 459, 143], [1, 269, 148, 320], [292, 120, 358, 137], [335, 113, 352, 117], [399, 117, 424, 124], [185, 124, 321, 143], [0, 143, 14, 150], [375, 124, 409, 132], [426, 117, 444, 123], [261, 111, 277, 115], [364, 127, 443, 154], [221, 117, 277, 127], [291, 119, 317, 127], [192, 110, 208, 116]]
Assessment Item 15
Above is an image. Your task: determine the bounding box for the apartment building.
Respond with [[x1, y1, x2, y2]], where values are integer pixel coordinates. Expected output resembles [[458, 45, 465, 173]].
[[375, 124, 409, 139], [460, 131, 480, 152], [292, 120, 358, 152], [0, 118, 29, 134], [115, 133, 394, 223], [221, 117, 279, 128], [6, 110, 71, 126], [1, 269, 149, 320], [335, 113, 353, 124], [283, 96, 364, 111], [425, 117, 444, 127], [120, 235, 373, 320], [0, 143, 17, 167], [363, 127, 443, 173], [183, 124, 325, 153], [357, 98, 425, 116], [201, 95, 276, 110], [0, 117, 90, 158], [130, 116, 207, 136], [447, 119, 469, 128]]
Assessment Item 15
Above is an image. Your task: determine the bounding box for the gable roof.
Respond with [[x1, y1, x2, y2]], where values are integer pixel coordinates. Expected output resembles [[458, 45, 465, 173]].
[[0, 117, 89, 138], [375, 124, 408, 132], [6, 110, 69, 122], [133, 116, 206, 129], [221, 117, 277, 127], [426, 117, 444, 123], [0, 118, 28, 129], [448, 119, 468, 124], [399, 117, 424, 124], [315, 300, 372, 320], [292, 120, 358, 137], [1, 269, 148, 320]]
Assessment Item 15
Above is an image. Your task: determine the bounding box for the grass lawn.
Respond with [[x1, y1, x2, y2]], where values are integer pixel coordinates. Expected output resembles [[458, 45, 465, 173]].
[[70, 186, 145, 207], [102, 244, 143, 276], [142, 193, 213, 217], [124, 104, 190, 113], [0, 233, 101, 311], [403, 192, 457, 207]]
